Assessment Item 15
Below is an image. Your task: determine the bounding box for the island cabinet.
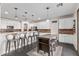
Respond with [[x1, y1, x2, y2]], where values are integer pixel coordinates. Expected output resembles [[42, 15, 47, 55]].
[[37, 34, 57, 56], [37, 37, 49, 53]]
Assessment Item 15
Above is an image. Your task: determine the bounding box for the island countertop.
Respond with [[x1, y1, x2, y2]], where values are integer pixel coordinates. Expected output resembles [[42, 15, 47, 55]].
[[38, 34, 57, 39]]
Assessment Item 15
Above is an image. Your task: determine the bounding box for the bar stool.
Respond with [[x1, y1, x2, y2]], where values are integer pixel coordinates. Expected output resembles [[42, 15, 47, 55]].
[[19, 33, 26, 48], [5, 34, 16, 53], [25, 32, 29, 46], [49, 36, 58, 56], [34, 31, 39, 42], [28, 31, 34, 48], [14, 33, 20, 49]]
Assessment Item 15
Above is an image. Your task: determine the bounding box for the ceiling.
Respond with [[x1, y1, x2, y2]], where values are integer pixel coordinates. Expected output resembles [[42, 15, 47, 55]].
[[1, 3, 78, 22]]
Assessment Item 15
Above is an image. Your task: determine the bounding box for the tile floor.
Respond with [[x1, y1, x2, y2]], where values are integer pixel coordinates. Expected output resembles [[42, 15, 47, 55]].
[[1, 42, 78, 56]]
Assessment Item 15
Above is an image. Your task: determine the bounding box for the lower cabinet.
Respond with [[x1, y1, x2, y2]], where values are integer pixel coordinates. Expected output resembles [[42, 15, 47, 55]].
[[59, 34, 73, 44]]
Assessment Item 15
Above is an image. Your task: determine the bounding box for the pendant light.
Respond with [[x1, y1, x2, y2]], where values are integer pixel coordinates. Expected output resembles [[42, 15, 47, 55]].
[[46, 6, 50, 22], [14, 7, 18, 19], [24, 11, 28, 20]]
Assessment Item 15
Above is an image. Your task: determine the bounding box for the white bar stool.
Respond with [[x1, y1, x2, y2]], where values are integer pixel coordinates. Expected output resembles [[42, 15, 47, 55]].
[[6, 34, 16, 53], [19, 33, 26, 48], [14, 34, 20, 49], [28, 31, 34, 48], [34, 31, 39, 42]]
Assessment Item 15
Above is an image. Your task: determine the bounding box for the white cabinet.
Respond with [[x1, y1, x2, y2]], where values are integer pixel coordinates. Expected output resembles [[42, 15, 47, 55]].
[[59, 18, 74, 29], [59, 34, 73, 44], [59, 17, 75, 44]]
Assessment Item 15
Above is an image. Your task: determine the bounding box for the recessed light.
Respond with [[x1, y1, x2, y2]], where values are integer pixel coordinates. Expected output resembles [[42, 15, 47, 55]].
[[15, 17, 18, 19], [38, 18, 41, 20], [46, 20, 50, 22], [46, 6, 50, 10], [25, 12, 27, 14], [4, 11, 8, 14], [32, 14, 34, 16]]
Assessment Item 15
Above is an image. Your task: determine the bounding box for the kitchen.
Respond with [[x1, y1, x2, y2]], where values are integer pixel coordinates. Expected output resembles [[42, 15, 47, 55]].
[[0, 3, 79, 56]]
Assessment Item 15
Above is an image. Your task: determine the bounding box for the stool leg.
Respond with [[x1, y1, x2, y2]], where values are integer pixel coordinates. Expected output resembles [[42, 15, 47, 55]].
[[36, 36, 37, 42], [18, 39, 20, 48], [14, 41, 16, 51], [5, 41, 8, 54], [8, 41, 10, 53], [21, 39, 23, 47], [51, 46, 53, 56], [31, 37, 32, 49], [27, 37, 29, 49], [24, 38, 25, 47], [34, 36, 35, 41], [27, 38, 28, 46], [17, 39, 20, 49]]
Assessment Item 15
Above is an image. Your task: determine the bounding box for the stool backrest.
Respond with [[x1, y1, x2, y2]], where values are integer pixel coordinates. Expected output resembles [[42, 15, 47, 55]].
[[20, 33, 25, 38], [6, 34, 14, 40], [34, 31, 39, 36], [29, 31, 34, 36], [15, 34, 20, 40]]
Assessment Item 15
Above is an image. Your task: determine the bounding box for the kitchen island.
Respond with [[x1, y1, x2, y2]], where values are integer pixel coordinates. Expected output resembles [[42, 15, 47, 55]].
[[37, 34, 58, 56]]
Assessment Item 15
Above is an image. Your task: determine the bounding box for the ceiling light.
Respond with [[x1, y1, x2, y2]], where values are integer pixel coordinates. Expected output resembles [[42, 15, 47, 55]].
[[38, 18, 41, 20], [32, 14, 34, 17], [14, 7, 18, 20], [5, 11, 8, 14], [56, 3, 63, 7], [25, 12, 27, 14], [46, 7, 50, 10], [46, 6, 50, 21], [15, 17, 18, 19], [46, 20, 50, 22]]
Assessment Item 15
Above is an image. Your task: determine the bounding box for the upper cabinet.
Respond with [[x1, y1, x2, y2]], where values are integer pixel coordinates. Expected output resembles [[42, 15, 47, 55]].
[[59, 17, 74, 29], [59, 17, 75, 34]]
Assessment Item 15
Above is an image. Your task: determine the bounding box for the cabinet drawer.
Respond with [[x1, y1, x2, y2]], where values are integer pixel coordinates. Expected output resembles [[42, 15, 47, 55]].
[[38, 37, 49, 44]]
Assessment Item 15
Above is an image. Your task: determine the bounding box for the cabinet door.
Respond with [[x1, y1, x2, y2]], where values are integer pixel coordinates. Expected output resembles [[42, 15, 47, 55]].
[[63, 35, 73, 44], [59, 34, 73, 44], [59, 18, 74, 29]]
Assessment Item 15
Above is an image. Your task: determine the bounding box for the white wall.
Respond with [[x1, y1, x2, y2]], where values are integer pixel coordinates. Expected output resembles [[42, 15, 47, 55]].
[[33, 21, 50, 29], [77, 4, 79, 8], [0, 18, 21, 29]]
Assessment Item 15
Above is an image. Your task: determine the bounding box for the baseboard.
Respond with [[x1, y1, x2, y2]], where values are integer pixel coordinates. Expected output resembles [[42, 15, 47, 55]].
[[59, 42, 73, 46]]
